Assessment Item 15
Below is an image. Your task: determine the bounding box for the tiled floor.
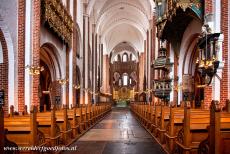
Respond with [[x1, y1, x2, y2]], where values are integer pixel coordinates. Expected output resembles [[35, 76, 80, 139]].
[[62, 107, 165, 154]]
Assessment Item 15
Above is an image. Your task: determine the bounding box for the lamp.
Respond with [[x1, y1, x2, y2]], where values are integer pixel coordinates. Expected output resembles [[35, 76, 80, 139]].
[[25, 65, 44, 75]]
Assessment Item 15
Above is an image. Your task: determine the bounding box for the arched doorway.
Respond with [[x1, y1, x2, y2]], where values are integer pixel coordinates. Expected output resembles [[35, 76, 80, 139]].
[[76, 66, 81, 106], [0, 28, 9, 113], [40, 43, 62, 111], [0, 15, 15, 113], [39, 60, 52, 111], [194, 65, 204, 108]]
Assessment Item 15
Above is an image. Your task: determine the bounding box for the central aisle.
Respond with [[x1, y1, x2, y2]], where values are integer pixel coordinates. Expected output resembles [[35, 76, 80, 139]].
[[63, 107, 165, 154]]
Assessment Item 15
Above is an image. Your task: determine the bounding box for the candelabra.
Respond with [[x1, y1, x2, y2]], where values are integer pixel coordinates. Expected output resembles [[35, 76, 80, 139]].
[[57, 78, 68, 85], [73, 84, 81, 90], [25, 65, 44, 75]]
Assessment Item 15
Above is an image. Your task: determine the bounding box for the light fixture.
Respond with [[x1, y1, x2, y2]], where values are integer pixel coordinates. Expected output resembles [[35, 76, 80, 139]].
[[57, 78, 68, 85], [173, 83, 183, 91], [73, 84, 81, 89], [25, 65, 44, 75], [42, 91, 50, 94]]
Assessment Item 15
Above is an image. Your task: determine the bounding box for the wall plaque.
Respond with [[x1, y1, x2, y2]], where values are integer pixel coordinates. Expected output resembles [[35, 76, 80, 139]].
[[0, 90, 4, 105], [55, 96, 61, 105]]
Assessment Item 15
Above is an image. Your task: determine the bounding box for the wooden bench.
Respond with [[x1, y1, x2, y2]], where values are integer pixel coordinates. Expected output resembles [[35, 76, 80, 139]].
[[156, 105, 170, 143], [174, 102, 212, 154], [4, 106, 46, 153], [163, 106, 212, 153], [80, 105, 88, 130], [67, 106, 81, 136], [55, 105, 73, 145], [151, 104, 162, 135], [36, 105, 62, 147], [198, 100, 230, 154]]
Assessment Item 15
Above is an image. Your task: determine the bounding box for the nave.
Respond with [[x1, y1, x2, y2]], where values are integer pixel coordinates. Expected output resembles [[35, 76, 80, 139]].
[[62, 107, 165, 154], [1, 0, 230, 154]]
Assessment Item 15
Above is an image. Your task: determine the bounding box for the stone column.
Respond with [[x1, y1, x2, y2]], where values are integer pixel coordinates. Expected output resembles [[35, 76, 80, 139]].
[[83, 13, 89, 104]]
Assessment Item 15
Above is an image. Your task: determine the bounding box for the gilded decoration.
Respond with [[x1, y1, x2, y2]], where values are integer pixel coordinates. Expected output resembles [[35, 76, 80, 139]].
[[113, 88, 134, 100], [165, 0, 202, 20], [42, 0, 73, 45], [156, 0, 203, 38]]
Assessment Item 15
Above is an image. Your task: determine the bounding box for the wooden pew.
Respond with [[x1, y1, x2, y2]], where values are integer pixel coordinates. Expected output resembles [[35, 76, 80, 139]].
[[87, 104, 93, 125], [91, 104, 98, 124], [164, 103, 218, 154], [145, 104, 155, 129], [151, 104, 161, 135], [2, 103, 111, 154], [67, 105, 81, 137], [156, 105, 170, 143], [55, 105, 73, 145], [1, 105, 19, 154], [36, 105, 61, 147], [4, 106, 46, 153], [198, 100, 230, 154], [175, 102, 211, 154], [80, 105, 88, 130], [164, 106, 184, 153]]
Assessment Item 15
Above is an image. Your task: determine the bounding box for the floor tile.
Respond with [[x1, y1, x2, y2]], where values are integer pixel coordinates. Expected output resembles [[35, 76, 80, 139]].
[[62, 107, 165, 154]]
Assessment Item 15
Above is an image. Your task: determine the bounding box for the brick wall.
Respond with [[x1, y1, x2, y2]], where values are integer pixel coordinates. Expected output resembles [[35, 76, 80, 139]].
[[220, 0, 229, 106], [17, 0, 25, 113], [204, 85, 212, 109], [32, 0, 41, 107], [0, 29, 8, 114], [51, 81, 61, 107], [202, 0, 230, 108], [205, 0, 213, 14], [202, 0, 213, 108]]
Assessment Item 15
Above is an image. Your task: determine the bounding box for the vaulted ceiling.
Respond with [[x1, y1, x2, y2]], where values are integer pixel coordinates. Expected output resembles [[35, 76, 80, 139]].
[[87, 0, 155, 55]]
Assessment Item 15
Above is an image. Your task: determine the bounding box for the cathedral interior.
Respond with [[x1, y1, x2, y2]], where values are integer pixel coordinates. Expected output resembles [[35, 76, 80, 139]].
[[0, 0, 230, 154]]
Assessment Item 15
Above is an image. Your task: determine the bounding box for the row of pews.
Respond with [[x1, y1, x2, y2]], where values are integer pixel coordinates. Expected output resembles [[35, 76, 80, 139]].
[[130, 100, 230, 154], [1, 103, 112, 153]]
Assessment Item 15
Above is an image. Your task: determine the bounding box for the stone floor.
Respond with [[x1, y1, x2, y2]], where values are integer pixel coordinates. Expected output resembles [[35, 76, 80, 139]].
[[62, 107, 165, 154]]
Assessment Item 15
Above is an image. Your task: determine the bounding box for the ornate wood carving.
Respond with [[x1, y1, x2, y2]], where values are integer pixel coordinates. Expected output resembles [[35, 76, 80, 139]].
[[198, 137, 209, 154], [156, 0, 203, 39], [37, 130, 46, 146], [42, 0, 73, 45]]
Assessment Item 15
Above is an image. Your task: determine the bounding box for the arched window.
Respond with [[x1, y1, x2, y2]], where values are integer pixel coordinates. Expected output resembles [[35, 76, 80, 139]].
[[114, 55, 118, 61], [123, 75, 128, 86], [132, 54, 136, 61], [0, 41, 3, 63], [117, 54, 121, 62], [122, 53, 128, 62]]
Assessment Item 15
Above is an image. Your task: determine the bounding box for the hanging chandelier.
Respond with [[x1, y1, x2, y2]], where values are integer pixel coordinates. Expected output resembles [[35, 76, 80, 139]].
[[196, 24, 221, 87], [57, 78, 68, 85], [25, 65, 44, 75]]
